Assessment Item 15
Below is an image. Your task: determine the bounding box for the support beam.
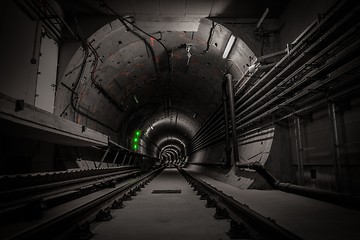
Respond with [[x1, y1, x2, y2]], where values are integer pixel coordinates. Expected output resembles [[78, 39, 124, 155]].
[[97, 147, 110, 168], [328, 102, 342, 191], [121, 153, 127, 165], [222, 78, 231, 168], [293, 116, 304, 185], [225, 74, 240, 166], [112, 150, 120, 165]]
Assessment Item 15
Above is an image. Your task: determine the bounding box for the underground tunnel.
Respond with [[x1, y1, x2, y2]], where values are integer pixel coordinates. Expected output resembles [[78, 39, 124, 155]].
[[0, 0, 360, 239]]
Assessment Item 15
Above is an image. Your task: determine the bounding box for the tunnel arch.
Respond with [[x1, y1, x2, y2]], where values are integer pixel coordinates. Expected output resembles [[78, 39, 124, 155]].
[[56, 17, 257, 163]]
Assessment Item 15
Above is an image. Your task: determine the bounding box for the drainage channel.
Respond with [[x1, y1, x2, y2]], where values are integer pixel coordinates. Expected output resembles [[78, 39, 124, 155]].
[[90, 167, 232, 240]]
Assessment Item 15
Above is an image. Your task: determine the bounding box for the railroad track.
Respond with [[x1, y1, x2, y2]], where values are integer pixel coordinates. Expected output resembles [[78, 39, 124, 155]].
[[0, 166, 164, 240], [2, 166, 303, 239], [83, 166, 302, 240], [178, 167, 302, 240], [0, 167, 141, 223]]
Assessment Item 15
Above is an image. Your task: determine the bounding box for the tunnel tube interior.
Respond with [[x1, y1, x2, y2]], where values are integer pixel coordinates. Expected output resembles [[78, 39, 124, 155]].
[[1, 0, 360, 196], [56, 18, 256, 165]]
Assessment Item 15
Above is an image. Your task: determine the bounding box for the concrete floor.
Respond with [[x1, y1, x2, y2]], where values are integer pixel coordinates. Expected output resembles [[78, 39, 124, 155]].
[[189, 170, 360, 240], [92, 168, 230, 240]]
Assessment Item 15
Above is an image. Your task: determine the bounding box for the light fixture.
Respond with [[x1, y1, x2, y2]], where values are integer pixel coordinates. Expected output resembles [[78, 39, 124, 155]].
[[133, 95, 139, 104], [248, 64, 256, 73], [222, 35, 236, 59]]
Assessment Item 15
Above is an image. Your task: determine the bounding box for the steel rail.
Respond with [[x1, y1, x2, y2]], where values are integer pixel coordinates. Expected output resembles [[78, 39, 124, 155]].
[[0, 167, 139, 197]]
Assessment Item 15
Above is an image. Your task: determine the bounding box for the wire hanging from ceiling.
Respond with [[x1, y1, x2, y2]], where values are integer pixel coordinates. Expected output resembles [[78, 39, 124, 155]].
[[99, 0, 171, 78]]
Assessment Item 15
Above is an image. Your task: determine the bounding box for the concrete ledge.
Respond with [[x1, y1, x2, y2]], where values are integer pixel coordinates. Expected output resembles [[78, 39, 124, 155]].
[[0, 93, 108, 146]]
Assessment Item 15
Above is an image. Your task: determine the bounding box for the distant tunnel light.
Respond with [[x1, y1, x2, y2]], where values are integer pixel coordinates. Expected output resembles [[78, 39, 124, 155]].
[[222, 35, 236, 59]]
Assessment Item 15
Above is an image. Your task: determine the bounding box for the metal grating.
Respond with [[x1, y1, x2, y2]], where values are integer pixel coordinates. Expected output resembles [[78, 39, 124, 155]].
[[151, 189, 181, 194]]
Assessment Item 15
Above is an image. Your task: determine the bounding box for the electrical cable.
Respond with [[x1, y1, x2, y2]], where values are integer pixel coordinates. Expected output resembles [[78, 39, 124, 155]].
[[87, 41, 125, 111], [203, 21, 217, 54], [69, 37, 119, 132], [35, 0, 119, 132], [100, 0, 171, 76]]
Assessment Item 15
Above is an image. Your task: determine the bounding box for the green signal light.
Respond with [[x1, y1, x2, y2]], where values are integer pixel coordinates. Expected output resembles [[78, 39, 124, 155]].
[[132, 130, 141, 151]]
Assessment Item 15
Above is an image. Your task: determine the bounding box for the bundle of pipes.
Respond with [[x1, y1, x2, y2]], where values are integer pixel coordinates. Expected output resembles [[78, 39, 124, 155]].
[[187, 0, 360, 154]]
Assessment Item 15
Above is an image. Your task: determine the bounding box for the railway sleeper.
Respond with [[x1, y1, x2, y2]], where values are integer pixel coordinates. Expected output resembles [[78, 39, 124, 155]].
[[179, 167, 302, 240], [70, 221, 93, 240], [226, 220, 252, 239], [206, 197, 218, 208], [96, 207, 112, 221], [111, 199, 124, 209], [214, 206, 230, 219]]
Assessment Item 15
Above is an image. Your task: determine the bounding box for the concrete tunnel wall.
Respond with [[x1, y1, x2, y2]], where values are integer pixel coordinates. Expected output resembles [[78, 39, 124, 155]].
[[54, 17, 257, 162], [53, 14, 283, 191]]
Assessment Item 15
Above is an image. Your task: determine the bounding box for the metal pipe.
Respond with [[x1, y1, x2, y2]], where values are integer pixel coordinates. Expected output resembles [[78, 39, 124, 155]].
[[226, 74, 240, 165], [190, 107, 222, 143], [235, 9, 360, 116], [294, 116, 304, 185], [189, 73, 360, 156], [193, 37, 359, 151], [188, 4, 360, 155], [328, 102, 342, 191], [189, 79, 360, 155], [222, 79, 231, 167], [190, 73, 246, 154], [188, 118, 224, 148], [236, 35, 360, 125], [236, 162, 355, 207], [189, 107, 223, 144]]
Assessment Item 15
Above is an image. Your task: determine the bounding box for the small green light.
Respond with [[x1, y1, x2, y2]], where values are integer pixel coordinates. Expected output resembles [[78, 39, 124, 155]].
[[135, 130, 141, 137], [134, 138, 138, 143], [133, 144, 138, 150]]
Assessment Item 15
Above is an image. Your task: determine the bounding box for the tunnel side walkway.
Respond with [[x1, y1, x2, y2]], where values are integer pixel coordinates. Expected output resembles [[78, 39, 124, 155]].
[[92, 168, 230, 240], [188, 169, 360, 240]]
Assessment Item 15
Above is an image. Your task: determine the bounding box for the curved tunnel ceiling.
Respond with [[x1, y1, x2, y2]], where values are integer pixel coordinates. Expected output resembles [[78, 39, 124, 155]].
[[57, 16, 255, 158]]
